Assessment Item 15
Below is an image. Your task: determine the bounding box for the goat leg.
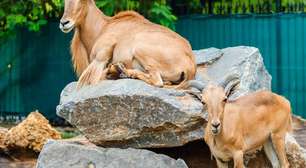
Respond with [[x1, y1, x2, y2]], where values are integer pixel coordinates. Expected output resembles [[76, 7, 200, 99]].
[[114, 63, 163, 87], [263, 137, 280, 168], [271, 133, 289, 168], [233, 151, 245, 168], [215, 158, 228, 168]]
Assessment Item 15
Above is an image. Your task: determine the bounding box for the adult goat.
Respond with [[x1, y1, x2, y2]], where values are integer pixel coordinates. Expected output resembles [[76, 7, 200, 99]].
[[59, 0, 196, 89], [186, 77, 292, 168]]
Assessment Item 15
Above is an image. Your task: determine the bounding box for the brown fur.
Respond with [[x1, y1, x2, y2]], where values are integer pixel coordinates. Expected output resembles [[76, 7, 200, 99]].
[[71, 29, 89, 76], [200, 85, 292, 168], [111, 11, 145, 20], [60, 0, 196, 88]]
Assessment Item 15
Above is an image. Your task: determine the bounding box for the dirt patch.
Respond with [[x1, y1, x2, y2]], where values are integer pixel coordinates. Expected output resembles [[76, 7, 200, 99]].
[[0, 150, 37, 168]]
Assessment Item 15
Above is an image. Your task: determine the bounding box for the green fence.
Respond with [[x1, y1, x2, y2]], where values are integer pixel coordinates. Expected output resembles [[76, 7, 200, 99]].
[[0, 23, 75, 122], [177, 13, 306, 118], [0, 14, 306, 121]]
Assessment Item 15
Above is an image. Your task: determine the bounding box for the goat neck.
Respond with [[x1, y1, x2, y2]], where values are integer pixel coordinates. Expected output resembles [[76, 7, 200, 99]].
[[78, 0, 109, 54]]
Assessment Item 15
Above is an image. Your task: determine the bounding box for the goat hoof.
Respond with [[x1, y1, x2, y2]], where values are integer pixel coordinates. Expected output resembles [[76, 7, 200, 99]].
[[114, 63, 126, 73], [114, 63, 131, 79], [119, 73, 129, 78]]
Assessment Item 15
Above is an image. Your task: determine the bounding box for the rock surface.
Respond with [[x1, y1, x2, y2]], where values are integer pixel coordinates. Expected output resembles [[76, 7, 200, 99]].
[[0, 127, 8, 150], [57, 46, 271, 148], [36, 140, 188, 168], [285, 134, 306, 168], [4, 111, 61, 152], [195, 46, 271, 100], [57, 79, 205, 148]]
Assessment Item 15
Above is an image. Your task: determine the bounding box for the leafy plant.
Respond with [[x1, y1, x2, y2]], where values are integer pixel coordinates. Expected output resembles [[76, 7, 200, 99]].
[[149, 2, 177, 30], [95, 0, 140, 16], [95, 0, 177, 30], [0, 0, 63, 40]]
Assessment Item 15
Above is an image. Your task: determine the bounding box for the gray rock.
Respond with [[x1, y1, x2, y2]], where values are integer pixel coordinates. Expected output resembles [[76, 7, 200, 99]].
[[36, 140, 188, 168], [56, 46, 271, 148], [285, 134, 306, 168], [195, 46, 271, 100], [193, 47, 223, 65], [57, 79, 205, 148]]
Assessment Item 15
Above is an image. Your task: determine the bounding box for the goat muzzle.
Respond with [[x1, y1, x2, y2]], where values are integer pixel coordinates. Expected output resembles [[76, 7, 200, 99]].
[[211, 122, 221, 135]]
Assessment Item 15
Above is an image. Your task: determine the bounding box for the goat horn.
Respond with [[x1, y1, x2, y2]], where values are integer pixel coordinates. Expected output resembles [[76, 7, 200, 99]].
[[224, 77, 240, 97], [219, 73, 240, 88], [185, 80, 207, 91]]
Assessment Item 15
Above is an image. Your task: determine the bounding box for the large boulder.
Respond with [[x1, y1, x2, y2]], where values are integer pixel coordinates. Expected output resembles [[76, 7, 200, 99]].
[[36, 140, 188, 168], [57, 79, 205, 148], [56, 46, 271, 148]]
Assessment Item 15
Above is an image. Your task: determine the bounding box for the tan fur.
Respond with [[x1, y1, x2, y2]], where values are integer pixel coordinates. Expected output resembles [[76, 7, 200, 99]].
[[111, 11, 145, 20], [60, 0, 196, 89], [200, 85, 292, 168], [71, 29, 89, 76]]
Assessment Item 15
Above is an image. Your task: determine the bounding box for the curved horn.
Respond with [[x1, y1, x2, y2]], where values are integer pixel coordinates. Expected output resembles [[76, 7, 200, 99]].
[[219, 73, 240, 88], [185, 80, 207, 91], [222, 74, 240, 97]]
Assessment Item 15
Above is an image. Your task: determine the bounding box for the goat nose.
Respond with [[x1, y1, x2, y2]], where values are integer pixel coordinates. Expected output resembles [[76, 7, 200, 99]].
[[212, 122, 220, 128], [60, 20, 70, 26]]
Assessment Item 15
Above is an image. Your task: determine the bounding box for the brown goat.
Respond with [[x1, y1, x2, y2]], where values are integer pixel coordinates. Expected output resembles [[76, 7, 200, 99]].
[[59, 0, 196, 89], [187, 77, 292, 168]]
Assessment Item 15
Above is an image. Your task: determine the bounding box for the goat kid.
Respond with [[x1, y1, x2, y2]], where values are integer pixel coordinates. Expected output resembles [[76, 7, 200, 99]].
[[187, 77, 292, 168]]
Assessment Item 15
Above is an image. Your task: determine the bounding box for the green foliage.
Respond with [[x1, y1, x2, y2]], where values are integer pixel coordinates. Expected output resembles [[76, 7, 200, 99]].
[[0, 0, 177, 40], [149, 2, 177, 30], [0, 0, 63, 39], [95, 0, 177, 30], [95, 0, 140, 16], [1, 0, 305, 40], [178, 0, 306, 15], [60, 131, 79, 139]]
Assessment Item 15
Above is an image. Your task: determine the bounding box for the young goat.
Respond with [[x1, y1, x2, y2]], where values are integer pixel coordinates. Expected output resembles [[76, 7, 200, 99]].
[[187, 77, 292, 168]]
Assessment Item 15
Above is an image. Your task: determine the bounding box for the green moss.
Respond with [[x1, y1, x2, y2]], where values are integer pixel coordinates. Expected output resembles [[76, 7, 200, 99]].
[[60, 131, 79, 139]]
